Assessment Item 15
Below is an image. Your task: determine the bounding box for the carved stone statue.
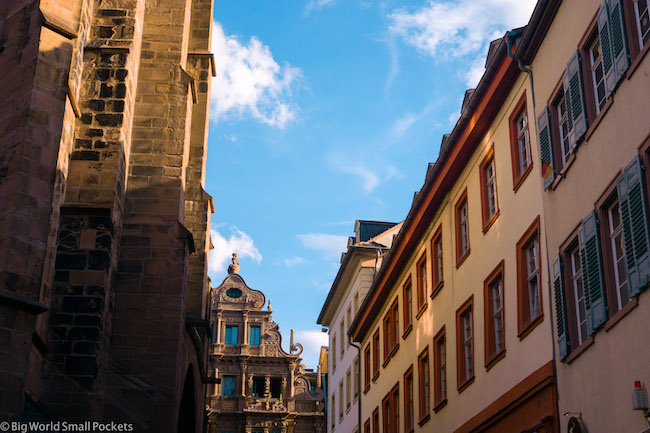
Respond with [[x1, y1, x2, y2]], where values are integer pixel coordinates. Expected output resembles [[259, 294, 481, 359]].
[[228, 253, 240, 274]]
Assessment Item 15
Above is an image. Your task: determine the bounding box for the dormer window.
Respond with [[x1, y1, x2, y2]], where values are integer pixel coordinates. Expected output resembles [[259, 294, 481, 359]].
[[226, 288, 242, 298]]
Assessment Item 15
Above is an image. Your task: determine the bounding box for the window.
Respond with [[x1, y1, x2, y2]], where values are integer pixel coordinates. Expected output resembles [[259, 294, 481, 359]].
[[252, 377, 265, 397], [372, 407, 379, 433], [332, 335, 337, 371], [479, 146, 499, 231], [364, 344, 371, 391], [331, 393, 336, 429], [340, 321, 345, 359], [569, 246, 588, 345], [353, 356, 360, 399], [382, 383, 400, 433], [372, 329, 380, 379], [589, 36, 607, 114], [431, 225, 444, 297], [607, 198, 631, 309], [225, 325, 238, 345], [404, 366, 414, 432], [484, 261, 505, 369], [339, 380, 344, 420], [560, 238, 589, 350], [418, 347, 430, 423], [416, 254, 428, 315], [508, 92, 532, 191], [249, 325, 261, 346], [635, 0, 650, 48], [383, 298, 399, 363], [270, 377, 282, 398], [354, 292, 360, 313], [346, 368, 351, 410], [433, 327, 446, 409], [347, 307, 352, 348], [555, 88, 572, 167], [455, 189, 470, 266], [517, 216, 543, 337], [403, 278, 413, 336], [364, 419, 371, 433], [456, 296, 474, 391], [222, 375, 236, 397]]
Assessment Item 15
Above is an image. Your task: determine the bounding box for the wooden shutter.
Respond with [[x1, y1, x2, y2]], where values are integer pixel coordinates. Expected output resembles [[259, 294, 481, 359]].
[[565, 52, 588, 150], [537, 107, 555, 190], [617, 156, 650, 297], [579, 211, 607, 335], [598, 1, 616, 96], [553, 256, 569, 361], [608, 0, 630, 85]]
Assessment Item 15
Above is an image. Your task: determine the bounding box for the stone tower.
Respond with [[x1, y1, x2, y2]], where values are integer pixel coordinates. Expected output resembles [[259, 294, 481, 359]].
[[208, 262, 326, 433], [0, 0, 215, 431]]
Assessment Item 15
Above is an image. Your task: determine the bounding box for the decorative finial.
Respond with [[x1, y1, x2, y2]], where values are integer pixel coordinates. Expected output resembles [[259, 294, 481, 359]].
[[227, 253, 239, 274], [267, 300, 272, 311]]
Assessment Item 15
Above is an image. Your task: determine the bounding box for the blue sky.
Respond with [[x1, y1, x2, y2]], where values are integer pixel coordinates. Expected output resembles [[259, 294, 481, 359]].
[[205, 0, 537, 369]]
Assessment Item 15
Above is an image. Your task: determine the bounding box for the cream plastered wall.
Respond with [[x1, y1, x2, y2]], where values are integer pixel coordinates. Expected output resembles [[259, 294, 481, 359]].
[[329, 258, 375, 433], [359, 73, 554, 432], [531, 1, 650, 432]]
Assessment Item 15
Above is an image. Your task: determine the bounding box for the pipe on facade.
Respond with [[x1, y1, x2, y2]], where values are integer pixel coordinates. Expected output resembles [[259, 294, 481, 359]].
[[350, 340, 362, 433]]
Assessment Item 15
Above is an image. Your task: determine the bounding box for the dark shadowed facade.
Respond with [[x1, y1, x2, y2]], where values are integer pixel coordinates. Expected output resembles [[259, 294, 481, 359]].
[[0, 0, 216, 431], [208, 259, 326, 433]]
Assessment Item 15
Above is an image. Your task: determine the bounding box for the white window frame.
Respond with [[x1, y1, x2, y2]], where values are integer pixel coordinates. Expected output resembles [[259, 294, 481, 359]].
[[608, 199, 630, 310]]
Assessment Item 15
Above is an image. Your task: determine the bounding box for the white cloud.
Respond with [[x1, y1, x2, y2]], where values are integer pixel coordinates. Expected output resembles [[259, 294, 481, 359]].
[[383, 35, 400, 99], [389, 103, 436, 141], [464, 56, 487, 87], [388, 0, 536, 71], [210, 21, 302, 129], [448, 109, 460, 126], [283, 256, 307, 267], [209, 225, 262, 277], [305, 0, 336, 15], [296, 233, 348, 260], [328, 152, 403, 193], [293, 329, 329, 369], [223, 134, 237, 142]]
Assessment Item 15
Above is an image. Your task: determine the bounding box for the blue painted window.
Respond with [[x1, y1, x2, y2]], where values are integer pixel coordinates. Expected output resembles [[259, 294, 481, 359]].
[[222, 375, 236, 397], [249, 326, 261, 346], [225, 325, 238, 345]]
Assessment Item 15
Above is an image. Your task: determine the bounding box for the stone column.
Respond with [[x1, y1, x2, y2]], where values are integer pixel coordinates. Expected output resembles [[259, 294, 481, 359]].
[[265, 376, 271, 398], [241, 364, 247, 397]]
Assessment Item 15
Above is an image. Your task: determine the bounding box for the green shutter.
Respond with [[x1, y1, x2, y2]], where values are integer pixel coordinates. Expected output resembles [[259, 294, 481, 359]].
[[617, 156, 650, 297], [537, 107, 555, 190], [579, 211, 607, 335], [598, 1, 615, 96], [608, 0, 630, 85], [566, 52, 588, 149], [553, 256, 569, 361]]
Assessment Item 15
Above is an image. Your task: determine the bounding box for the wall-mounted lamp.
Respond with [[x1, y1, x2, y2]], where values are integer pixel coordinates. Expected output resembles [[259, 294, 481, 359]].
[[563, 412, 582, 418]]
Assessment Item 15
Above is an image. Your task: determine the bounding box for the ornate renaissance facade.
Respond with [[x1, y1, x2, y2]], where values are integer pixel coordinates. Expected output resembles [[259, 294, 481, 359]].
[[208, 256, 326, 433]]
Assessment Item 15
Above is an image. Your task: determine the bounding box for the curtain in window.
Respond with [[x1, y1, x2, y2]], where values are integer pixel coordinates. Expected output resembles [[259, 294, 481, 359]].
[[225, 326, 238, 345], [250, 326, 261, 346], [222, 376, 236, 397]]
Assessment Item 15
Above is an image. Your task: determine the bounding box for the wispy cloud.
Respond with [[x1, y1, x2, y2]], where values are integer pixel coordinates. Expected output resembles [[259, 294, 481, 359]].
[[296, 233, 348, 260], [283, 256, 307, 267], [209, 225, 262, 277], [328, 152, 403, 193], [383, 35, 399, 100], [389, 0, 536, 85], [389, 103, 436, 141], [210, 21, 303, 128], [293, 329, 329, 369], [304, 0, 336, 15]]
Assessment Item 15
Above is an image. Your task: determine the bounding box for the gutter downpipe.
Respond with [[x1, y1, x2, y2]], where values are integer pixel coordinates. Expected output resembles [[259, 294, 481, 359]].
[[507, 22, 561, 411], [350, 340, 362, 433]]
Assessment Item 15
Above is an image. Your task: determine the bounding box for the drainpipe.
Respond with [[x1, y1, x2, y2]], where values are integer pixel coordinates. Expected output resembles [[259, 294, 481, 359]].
[[507, 27, 561, 413], [350, 339, 362, 433]]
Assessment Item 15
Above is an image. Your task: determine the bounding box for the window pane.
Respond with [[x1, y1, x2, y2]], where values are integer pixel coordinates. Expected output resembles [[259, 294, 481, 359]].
[[222, 375, 236, 397], [250, 326, 260, 346]]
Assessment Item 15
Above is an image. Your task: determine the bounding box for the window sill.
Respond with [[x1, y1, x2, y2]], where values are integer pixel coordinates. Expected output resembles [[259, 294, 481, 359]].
[[431, 281, 444, 299], [565, 336, 594, 364], [484, 348, 506, 371], [418, 414, 430, 427], [433, 398, 447, 413], [456, 249, 471, 269], [517, 313, 544, 340], [627, 39, 650, 80], [457, 375, 475, 394], [402, 324, 413, 340], [604, 297, 638, 332], [363, 384, 370, 395], [372, 371, 379, 383], [512, 162, 533, 193], [482, 209, 500, 234], [382, 343, 400, 368], [550, 153, 577, 190], [584, 96, 613, 143], [346, 405, 351, 414], [415, 302, 428, 320]]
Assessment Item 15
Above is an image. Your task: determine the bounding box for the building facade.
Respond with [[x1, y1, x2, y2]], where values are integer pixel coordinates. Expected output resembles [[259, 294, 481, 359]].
[[0, 0, 215, 430], [350, 38, 560, 432], [317, 221, 400, 433], [515, 0, 650, 431], [208, 257, 326, 433]]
